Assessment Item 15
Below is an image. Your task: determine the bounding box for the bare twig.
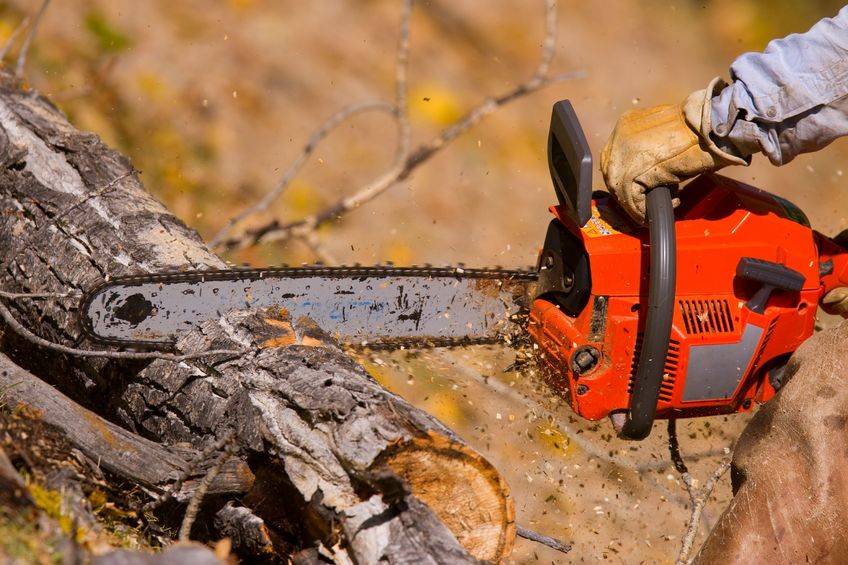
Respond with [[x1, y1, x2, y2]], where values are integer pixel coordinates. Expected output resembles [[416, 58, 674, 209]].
[[668, 420, 731, 565], [0, 299, 245, 362], [393, 0, 413, 159], [298, 232, 338, 265], [516, 525, 571, 555], [677, 460, 731, 564], [532, 0, 557, 81], [0, 17, 30, 63], [210, 0, 413, 251], [207, 101, 395, 248], [0, 290, 80, 300], [214, 0, 584, 253], [143, 432, 236, 515], [178, 439, 236, 541], [15, 0, 50, 78]]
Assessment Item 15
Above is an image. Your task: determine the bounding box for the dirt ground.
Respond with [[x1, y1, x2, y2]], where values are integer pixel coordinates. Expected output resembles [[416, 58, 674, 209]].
[[3, 0, 848, 562]]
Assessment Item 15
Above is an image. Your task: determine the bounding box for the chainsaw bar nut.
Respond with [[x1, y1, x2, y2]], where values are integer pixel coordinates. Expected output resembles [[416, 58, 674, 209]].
[[571, 345, 601, 375]]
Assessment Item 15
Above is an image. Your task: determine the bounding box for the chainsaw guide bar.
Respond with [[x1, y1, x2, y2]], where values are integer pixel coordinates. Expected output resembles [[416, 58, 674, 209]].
[[80, 265, 538, 349]]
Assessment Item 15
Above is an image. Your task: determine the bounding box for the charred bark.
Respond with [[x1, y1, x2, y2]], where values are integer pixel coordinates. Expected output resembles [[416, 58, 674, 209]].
[[0, 71, 514, 562]]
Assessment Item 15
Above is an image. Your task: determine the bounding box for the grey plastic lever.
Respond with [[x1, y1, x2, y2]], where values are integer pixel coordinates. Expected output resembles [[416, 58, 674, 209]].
[[736, 257, 805, 314]]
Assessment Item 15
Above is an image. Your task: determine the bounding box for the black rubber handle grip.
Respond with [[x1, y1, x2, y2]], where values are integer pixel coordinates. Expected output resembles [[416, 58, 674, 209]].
[[620, 185, 677, 440]]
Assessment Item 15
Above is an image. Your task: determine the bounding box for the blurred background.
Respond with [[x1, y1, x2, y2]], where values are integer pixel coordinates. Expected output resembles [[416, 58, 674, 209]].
[[2, 0, 846, 562]]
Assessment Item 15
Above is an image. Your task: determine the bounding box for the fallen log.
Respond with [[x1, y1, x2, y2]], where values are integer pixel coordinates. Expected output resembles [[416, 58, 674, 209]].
[[0, 71, 514, 561], [0, 352, 254, 500]]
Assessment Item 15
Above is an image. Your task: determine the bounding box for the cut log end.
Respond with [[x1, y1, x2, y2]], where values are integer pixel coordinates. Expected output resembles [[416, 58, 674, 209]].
[[379, 432, 516, 562], [241, 309, 516, 560]]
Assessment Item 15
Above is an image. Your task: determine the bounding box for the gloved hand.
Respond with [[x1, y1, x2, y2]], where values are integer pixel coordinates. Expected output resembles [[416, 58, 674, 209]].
[[600, 78, 749, 224], [823, 287, 848, 316]]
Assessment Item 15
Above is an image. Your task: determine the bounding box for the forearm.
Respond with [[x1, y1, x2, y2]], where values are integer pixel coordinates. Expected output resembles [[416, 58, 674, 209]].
[[710, 6, 848, 166]]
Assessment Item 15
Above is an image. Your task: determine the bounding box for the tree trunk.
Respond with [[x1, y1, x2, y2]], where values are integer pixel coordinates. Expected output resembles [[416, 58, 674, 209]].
[[0, 71, 514, 561]]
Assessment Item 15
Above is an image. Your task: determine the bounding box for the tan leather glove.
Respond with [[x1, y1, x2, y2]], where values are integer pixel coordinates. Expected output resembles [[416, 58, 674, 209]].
[[823, 287, 848, 316], [600, 78, 749, 224]]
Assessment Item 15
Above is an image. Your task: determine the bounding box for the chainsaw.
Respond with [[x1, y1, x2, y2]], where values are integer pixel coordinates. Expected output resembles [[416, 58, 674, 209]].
[[80, 101, 848, 440]]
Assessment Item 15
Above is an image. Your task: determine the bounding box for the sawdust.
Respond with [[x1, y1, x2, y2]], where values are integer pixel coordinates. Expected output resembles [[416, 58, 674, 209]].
[[362, 345, 748, 562]]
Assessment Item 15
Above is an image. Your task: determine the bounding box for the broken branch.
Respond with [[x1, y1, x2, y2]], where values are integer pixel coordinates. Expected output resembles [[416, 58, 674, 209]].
[[179, 439, 236, 542], [213, 0, 583, 254], [0, 299, 246, 362], [0, 16, 30, 64], [15, 0, 50, 78], [516, 525, 571, 555], [668, 419, 731, 565]]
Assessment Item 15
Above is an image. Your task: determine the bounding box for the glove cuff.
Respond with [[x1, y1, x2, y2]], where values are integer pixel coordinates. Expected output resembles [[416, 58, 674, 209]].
[[682, 77, 750, 167]]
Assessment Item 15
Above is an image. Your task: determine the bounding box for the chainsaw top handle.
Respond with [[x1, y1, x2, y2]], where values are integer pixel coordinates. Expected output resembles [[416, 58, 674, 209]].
[[545, 99, 676, 440], [619, 185, 677, 440]]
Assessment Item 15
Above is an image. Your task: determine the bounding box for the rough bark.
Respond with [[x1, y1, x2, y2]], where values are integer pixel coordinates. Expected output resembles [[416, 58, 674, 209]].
[[0, 353, 253, 500], [0, 71, 514, 561]]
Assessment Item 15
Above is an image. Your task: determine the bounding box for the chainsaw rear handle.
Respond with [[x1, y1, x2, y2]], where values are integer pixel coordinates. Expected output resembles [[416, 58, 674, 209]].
[[619, 185, 677, 440]]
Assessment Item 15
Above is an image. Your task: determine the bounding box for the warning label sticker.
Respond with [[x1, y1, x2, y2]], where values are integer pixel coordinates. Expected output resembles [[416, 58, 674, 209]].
[[581, 202, 632, 238]]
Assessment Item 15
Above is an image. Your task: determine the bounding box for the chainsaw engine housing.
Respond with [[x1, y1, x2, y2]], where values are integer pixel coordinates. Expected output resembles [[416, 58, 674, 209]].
[[528, 174, 823, 421]]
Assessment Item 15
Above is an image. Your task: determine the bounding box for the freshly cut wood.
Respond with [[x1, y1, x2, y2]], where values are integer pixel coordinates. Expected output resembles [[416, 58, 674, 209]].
[[0, 71, 514, 561]]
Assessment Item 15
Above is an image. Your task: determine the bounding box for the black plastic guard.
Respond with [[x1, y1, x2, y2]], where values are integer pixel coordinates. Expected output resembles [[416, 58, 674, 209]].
[[548, 100, 593, 227], [536, 219, 591, 316]]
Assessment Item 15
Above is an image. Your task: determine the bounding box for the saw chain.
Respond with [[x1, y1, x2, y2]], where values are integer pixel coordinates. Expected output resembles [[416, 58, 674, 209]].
[[80, 264, 539, 350]]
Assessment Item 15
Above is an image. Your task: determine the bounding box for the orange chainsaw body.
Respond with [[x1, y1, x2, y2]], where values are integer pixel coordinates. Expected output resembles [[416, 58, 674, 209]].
[[527, 174, 848, 421]]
